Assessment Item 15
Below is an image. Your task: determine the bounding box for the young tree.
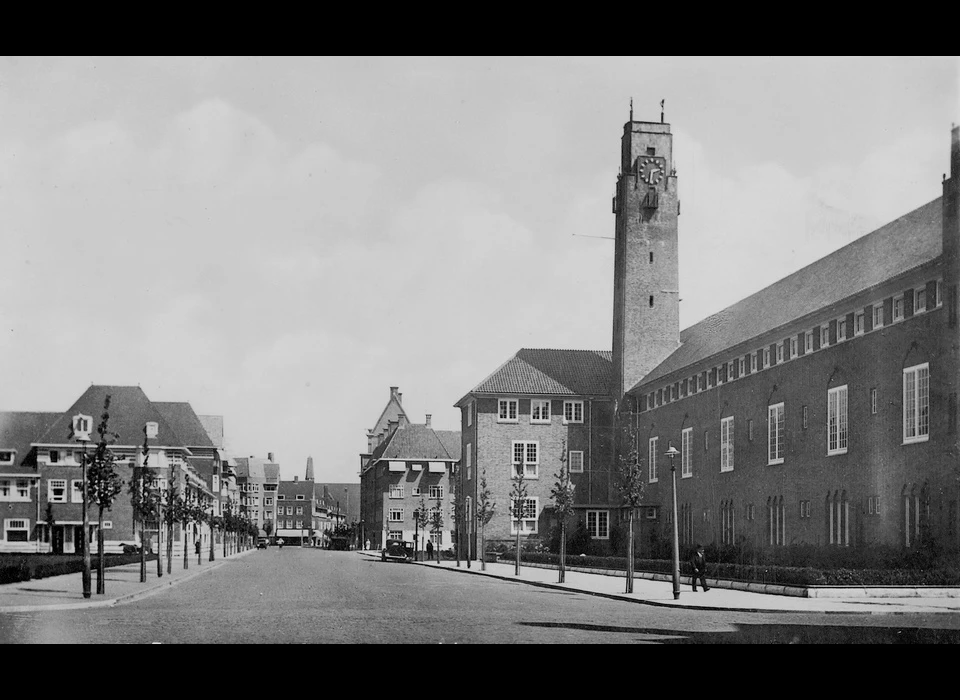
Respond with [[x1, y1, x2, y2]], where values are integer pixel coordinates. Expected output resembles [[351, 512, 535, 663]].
[[414, 496, 429, 560], [191, 500, 208, 565], [263, 520, 274, 540], [45, 501, 57, 554], [616, 424, 645, 594], [128, 429, 160, 583], [163, 487, 184, 574], [550, 440, 576, 583], [430, 502, 444, 563], [450, 474, 461, 567], [476, 472, 496, 571], [510, 467, 528, 576], [86, 395, 126, 595]]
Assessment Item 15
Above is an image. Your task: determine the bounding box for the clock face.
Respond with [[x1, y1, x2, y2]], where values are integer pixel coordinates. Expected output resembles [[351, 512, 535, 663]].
[[640, 157, 665, 185]]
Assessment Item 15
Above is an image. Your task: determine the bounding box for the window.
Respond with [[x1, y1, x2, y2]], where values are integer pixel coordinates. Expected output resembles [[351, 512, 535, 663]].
[[869, 496, 881, 515], [871, 388, 878, 415], [48, 479, 67, 503], [704, 430, 709, 451], [296, 494, 305, 500], [746, 503, 755, 521], [838, 318, 847, 341], [903, 363, 930, 444], [586, 510, 610, 539], [739, 357, 746, 376], [295, 506, 303, 515], [71, 480, 83, 503], [429, 485, 444, 499], [389, 484, 404, 499], [805, 331, 813, 353], [855, 310, 865, 335], [748, 419, 754, 442], [388, 509, 404, 522], [510, 497, 538, 534], [4, 519, 29, 542], [716, 366, 724, 385], [776, 343, 784, 364], [0, 479, 30, 502], [827, 385, 849, 455], [563, 401, 584, 424], [277, 494, 284, 500], [412, 487, 421, 497], [511, 441, 539, 478], [750, 353, 757, 373], [430, 532, 443, 546], [820, 324, 829, 348], [681, 428, 692, 477], [15, 480, 29, 499], [531, 399, 551, 424], [293, 520, 301, 529], [790, 336, 798, 359], [388, 530, 403, 541], [286, 506, 293, 516], [763, 348, 771, 368], [498, 399, 518, 423], [720, 417, 734, 472], [802, 405, 809, 430], [648, 437, 659, 483], [768, 403, 785, 465], [467, 401, 474, 427], [0, 451, 13, 465], [727, 361, 734, 380], [466, 443, 472, 481], [569, 450, 584, 473], [916, 287, 926, 313], [873, 303, 884, 329], [697, 374, 703, 392], [799, 500, 811, 518], [264, 497, 273, 506], [893, 295, 904, 321], [49, 450, 60, 464], [0, 480, 8, 499]]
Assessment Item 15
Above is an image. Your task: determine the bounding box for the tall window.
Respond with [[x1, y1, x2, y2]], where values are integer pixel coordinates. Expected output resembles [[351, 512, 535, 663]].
[[720, 417, 734, 472], [790, 336, 798, 359], [569, 450, 584, 473], [648, 437, 659, 483], [751, 353, 758, 372], [827, 385, 848, 455], [916, 287, 927, 312], [820, 324, 829, 348], [873, 303, 884, 328], [586, 510, 609, 539], [903, 363, 930, 444], [429, 485, 444, 499], [871, 388, 878, 415], [511, 441, 539, 478], [837, 318, 847, 341], [681, 428, 692, 477], [776, 343, 784, 364], [855, 310, 865, 335], [498, 399, 518, 422], [466, 443, 472, 481], [763, 348, 771, 368], [531, 399, 551, 424], [563, 401, 584, 424], [893, 295, 904, 321], [510, 497, 538, 534], [768, 403, 784, 465], [390, 485, 404, 499], [805, 331, 813, 353]]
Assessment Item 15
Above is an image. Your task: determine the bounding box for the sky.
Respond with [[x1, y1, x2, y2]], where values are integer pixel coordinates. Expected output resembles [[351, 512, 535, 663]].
[[1, 56, 958, 483]]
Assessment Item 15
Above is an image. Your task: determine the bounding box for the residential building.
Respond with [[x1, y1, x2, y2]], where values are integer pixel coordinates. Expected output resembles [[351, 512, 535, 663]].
[[233, 453, 279, 535]]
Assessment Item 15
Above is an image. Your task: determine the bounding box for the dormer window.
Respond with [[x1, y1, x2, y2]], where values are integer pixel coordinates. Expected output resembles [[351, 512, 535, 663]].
[[0, 451, 14, 465], [296, 495, 305, 501], [72, 414, 93, 442], [49, 450, 60, 464], [145, 422, 159, 439]]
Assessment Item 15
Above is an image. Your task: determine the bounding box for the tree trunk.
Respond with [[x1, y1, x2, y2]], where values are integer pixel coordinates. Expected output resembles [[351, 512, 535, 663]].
[[515, 523, 521, 576], [97, 508, 106, 595], [626, 508, 635, 594], [223, 527, 227, 558], [140, 518, 147, 582], [480, 523, 486, 572], [166, 521, 173, 575], [183, 523, 189, 570], [559, 523, 566, 583], [157, 515, 163, 578]]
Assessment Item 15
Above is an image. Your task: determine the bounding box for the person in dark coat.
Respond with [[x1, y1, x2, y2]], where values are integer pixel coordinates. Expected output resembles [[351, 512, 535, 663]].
[[426, 539, 434, 560], [690, 544, 710, 592]]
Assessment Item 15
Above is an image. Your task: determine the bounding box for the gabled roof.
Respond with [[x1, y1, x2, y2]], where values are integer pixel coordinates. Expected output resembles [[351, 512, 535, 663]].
[[263, 463, 280, 483], [371, 424, 461, 462], [279, 479, 315, 499], [370, 390, 408, 438], [35, 385, 181, 448], [155, 402, 215, 448], [0, 411, 60, 471], [458, 348, 614, 405], [633, 197, 944, 390], [436, 430, 462, 461]]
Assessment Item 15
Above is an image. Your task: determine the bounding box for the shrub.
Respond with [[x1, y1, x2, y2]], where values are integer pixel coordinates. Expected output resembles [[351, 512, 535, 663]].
[[0, 562, 31, 585]]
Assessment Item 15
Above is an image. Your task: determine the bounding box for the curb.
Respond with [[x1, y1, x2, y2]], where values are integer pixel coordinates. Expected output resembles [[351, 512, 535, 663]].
[[0, 548, 256, 613]]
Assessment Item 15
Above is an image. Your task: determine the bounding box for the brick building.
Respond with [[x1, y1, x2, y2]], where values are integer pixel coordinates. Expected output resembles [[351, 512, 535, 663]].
[[456, 115, 960, 559]]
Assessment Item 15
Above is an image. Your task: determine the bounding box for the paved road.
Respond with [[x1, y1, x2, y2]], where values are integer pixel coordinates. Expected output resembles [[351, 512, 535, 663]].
[[3, 548, 960, 643]]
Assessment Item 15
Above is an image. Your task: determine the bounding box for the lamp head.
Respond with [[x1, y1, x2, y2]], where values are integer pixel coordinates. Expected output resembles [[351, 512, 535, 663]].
[[664, 445, 680, 458]]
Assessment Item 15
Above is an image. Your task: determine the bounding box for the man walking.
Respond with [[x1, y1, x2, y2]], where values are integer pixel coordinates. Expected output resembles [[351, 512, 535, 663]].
[[690, 544, 710, 592]]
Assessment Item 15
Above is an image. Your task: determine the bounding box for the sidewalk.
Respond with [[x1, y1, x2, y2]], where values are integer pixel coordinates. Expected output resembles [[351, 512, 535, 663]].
[[0, 549, 256, 613], [359, 552, 960, 615]]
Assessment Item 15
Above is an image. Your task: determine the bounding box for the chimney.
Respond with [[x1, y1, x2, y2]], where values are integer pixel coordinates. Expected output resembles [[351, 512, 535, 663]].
[[390, 386, 399, 401], [268, 452, 274, 462], [952, 123, 959, 180], [425, 414, 432, 428], [294, 475, 298, 482], [398, 392, 402, 404], [398, 415, 408, 428]]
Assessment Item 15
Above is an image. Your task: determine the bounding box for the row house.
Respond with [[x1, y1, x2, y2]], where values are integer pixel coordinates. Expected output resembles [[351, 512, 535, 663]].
[[360, 395, 460, 551], [0, 385, 219, 555], [233, 454, 279, 536]]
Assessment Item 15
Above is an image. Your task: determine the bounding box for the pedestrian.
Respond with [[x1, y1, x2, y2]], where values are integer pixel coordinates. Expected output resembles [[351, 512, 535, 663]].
[[195, 540, 201, 556], [278, 538, 284, 549], [365, 539, 371, 551], [426, 539, 434, 560], [690, 544, 710, 592]]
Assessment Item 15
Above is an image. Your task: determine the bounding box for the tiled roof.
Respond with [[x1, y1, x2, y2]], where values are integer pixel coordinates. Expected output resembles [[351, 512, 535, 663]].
[[371, 424, 460, 462], [35, 386, 181, 449], [0, 412, 60, 471], [634, 197, 944, 389], [461, 349, 614, 403], [263, 463, 280, 483], [436, 430, 462, 461], [279, 479, 315, 498], [155, 402, 215, 448]]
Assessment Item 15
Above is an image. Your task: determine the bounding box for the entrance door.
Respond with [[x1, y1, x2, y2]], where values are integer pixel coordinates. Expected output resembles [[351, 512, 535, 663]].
[[52, 526, 65, 554], [75, 525, 86, 556]]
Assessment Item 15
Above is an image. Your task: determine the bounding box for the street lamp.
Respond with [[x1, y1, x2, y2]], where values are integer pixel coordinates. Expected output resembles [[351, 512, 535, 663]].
[[664, 444, 681, 600], [72, 414, 93, 599]]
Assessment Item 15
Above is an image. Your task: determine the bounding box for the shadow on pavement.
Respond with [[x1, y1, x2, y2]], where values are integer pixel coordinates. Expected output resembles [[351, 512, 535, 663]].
[[517, 621, 960, 644]]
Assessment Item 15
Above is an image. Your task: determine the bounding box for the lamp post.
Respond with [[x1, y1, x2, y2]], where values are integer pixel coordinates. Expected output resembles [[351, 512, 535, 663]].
[[664, 444, 681, 600], [73, 414, 92, 599]]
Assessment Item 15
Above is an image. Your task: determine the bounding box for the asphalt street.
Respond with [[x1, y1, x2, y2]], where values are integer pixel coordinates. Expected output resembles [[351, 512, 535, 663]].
[[3, 548, 960, 644]]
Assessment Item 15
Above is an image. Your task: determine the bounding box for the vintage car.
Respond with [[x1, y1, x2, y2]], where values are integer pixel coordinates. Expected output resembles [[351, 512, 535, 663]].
[[381, 540, 413, 563]]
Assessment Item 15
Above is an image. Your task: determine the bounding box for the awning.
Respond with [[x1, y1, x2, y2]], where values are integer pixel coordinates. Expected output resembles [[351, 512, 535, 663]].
[[428, 462, 446, 473], [411, 463, 422, 471], [388, 461, 406, 472]]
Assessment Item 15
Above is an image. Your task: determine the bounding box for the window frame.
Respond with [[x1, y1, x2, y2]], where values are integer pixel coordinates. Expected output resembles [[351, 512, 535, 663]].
[[586, 509, 610, 539], [768, 403, 785, 465], [563, 400, 584, 424], [511, 441, 539, 478], [681, 428, 692, 478], [530, 399, 551, 424], [827, 385, 849, 456], [388, 508, 404, 523], [510, 497, 539, 535], [569, 450, 584, 473], [498, 398, 519, 423], [854, 310, 865, 336], [48, 478, 68, 503], [720, 416, 734, 472], [429, 485, 444, 500], [903, 363, 930, 445], [648, 436, 659, 483], [873, 303, 884, 329], [893, 295, 904, 322]]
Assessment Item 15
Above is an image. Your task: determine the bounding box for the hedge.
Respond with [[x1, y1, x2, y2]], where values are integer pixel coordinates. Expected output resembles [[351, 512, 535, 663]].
[[0, 553, 157, 585], [499, 551, 960, 587]]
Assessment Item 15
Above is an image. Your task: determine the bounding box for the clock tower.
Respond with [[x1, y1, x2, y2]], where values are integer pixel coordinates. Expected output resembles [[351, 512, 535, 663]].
[[612, 116, 681, 403]]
